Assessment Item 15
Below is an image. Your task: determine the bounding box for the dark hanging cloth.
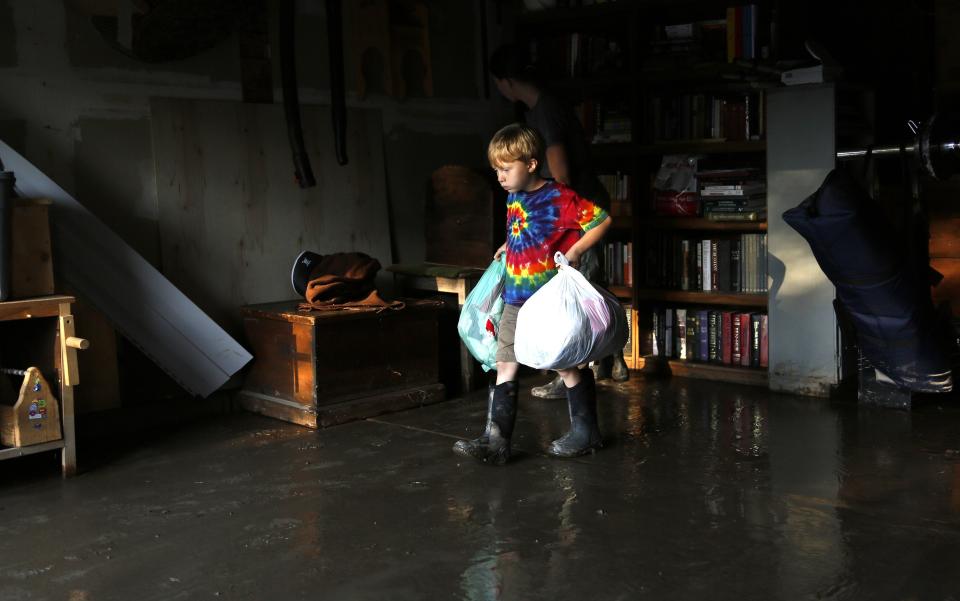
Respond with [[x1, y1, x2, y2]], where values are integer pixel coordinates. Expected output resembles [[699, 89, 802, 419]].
[[782, 168, 953, 393], [298, 252, 403, 312]]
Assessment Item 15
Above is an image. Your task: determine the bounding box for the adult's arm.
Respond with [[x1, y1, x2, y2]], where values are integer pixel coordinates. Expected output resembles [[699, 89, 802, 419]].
[[545, 144, 572, 186]]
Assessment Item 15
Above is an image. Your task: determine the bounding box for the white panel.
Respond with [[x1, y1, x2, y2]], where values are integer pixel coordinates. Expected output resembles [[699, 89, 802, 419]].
[[0, 140, 252, 398], [766, 86, 838, 397]]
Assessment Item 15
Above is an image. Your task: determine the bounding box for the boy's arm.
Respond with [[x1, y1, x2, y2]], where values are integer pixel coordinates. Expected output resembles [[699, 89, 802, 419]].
[[494, 241, 507, 261], [563, 215, 612, 266]]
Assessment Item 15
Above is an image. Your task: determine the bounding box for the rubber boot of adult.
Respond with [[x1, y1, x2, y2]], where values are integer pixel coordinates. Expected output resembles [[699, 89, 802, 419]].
[[548, 368, 602, 457], [611, 350, 630, 382], [531, 374, 566, 399], [452, 381, 518, 465]]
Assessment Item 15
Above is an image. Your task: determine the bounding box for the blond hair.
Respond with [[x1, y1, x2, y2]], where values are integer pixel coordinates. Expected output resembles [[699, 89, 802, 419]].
[[487, 123, 543, 167]]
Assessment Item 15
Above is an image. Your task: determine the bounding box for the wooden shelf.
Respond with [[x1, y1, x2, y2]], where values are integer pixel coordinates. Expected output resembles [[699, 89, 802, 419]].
[[0, 295, 75, 322], [635, 289, 767, 307], [0, 440, 65, 461], [609, 285, 632, 300], [639, 356, 768, 387], [517, 3, 635, 27], [638, 217, 766, 231]]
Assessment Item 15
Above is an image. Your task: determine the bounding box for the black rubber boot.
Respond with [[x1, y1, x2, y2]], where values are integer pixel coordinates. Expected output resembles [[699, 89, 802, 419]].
[[547, 369, 602, 458], [452, 381, 518, 465], [531, 374, 566, 399], [611, 351, 630, 382], [591, 355, 613, 380]]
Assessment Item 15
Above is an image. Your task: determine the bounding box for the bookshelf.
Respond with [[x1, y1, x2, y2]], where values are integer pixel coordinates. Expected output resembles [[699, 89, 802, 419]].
[[517, 1, 776, 386]]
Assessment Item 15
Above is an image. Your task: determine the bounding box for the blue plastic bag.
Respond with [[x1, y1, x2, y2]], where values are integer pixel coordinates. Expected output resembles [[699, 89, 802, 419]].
[[457, 257, 506, 372]]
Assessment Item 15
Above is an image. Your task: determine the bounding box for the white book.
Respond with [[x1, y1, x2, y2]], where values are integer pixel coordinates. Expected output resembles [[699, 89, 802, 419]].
[[701, 239, 711, 292]]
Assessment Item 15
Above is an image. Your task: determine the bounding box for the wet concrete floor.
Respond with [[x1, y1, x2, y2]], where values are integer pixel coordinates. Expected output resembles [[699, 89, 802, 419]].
[[2, 375, 960, 600]]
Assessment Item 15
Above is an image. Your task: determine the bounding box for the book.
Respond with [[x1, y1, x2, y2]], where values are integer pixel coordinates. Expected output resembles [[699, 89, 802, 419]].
[[739, 313, 751, 367], [708, 310, 719, 362], [676, 308, 687, 359], [701, 239, 711, 292], [664, 308, 673, 357], [731, 312, 741, 364], [717, 239, 731, 291], [698, 309, 709, 361], [687, 312, 698, 361], [759, 313, 768, 367], [710, 240, 719, 292], [721, 311, 733, 364], [750, 312, 761, 367], [731, 239, 741, 292]]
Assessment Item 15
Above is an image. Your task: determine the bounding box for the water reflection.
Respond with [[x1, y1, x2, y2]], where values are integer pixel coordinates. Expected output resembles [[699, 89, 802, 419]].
[[444, 377, 960, 599]]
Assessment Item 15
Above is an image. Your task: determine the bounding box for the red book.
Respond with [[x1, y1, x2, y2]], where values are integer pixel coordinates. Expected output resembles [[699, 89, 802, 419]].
[[721, 311, 733, 364], [739, 313, 751, 367], [759, 314, 769, 368], [730, 313, 741, 365]]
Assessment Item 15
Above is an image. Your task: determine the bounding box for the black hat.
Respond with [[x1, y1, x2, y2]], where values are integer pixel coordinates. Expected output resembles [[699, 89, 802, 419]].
[[291, 250, 322, 297]]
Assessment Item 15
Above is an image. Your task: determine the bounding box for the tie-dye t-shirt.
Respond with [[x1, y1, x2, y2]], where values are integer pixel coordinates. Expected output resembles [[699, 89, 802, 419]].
[[503, 181, 608, 306]]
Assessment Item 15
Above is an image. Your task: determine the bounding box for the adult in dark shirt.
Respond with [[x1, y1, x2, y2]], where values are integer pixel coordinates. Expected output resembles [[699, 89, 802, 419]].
[[489, 44, 629, 395]]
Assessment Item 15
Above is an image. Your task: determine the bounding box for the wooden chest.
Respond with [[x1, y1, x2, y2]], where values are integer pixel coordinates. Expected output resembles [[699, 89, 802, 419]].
[[237, 300, 445, 428]]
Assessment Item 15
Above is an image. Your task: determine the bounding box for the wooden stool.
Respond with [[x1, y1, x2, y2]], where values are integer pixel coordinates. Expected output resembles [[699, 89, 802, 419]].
[[386, 263, 484, 393], [0, 295, 87, 476]]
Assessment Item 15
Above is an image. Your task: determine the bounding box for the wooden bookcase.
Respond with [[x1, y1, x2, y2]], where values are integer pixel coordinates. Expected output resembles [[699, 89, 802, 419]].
[[516, 1, 777, 385]]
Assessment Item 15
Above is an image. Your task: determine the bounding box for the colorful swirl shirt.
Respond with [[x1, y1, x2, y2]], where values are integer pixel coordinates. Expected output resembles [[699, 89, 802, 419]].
[[503, 181, 608, 306]]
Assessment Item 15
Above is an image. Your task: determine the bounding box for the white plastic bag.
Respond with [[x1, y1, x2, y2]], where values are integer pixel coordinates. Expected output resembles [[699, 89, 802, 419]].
[[457, 257, 506, 372], [515, 252, 628, 369]]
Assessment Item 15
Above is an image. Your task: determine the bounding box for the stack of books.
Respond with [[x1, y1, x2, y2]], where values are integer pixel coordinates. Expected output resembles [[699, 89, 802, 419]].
[[697, 168, 766, 221]]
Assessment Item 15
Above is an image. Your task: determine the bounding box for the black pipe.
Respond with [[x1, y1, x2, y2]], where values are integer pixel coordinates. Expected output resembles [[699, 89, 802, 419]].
[[279, 0, 316, 188], [326, 0, 348, 165], [0, 169, 14, 301]]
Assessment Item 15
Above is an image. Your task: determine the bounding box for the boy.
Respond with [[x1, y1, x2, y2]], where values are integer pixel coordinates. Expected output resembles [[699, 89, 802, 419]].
[[489, 43, 630, 395], [452, 123, 612, 465]]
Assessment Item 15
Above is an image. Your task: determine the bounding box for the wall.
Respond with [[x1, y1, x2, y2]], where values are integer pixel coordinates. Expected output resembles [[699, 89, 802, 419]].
[[0, 0, 513, 411]]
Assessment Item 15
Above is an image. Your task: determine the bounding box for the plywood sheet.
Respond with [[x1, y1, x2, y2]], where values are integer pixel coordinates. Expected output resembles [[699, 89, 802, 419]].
[[149, 98, 392, 327]]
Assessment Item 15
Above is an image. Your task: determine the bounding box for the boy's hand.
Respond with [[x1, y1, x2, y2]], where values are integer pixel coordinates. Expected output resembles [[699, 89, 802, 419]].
[[562, 248, 581, 268], [493, 244, 507, 261]]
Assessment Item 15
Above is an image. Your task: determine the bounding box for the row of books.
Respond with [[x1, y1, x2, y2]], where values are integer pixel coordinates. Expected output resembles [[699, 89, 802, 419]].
[[604, 241, 633, 286], [697, 167, 766, 221], [648, 92, 765, 142], [642, 233, 768, 293], [598, 172, 631, 203], [575, 101, 633, 144], [651, 307, 768, 368], [528, 34, 625, 80], [726, 4, 768, 62]]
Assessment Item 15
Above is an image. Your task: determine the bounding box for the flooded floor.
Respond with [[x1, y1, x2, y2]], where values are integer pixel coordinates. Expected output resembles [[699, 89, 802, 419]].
[[2, 375, 960, 600]]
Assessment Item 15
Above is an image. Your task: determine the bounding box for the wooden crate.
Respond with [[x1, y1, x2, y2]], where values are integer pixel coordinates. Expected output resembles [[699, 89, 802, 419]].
[[0, 367, 62, 447], [237, 300, 445, 428], [426, 165, 505, 268]]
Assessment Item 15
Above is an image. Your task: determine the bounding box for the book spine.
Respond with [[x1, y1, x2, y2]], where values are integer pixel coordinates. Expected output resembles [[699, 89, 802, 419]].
[[708, 311, 719, 362], [731, 313, 741, 365], [677, 308, 687, 359], [759, 313, 769, 367], [722, 311, 733, 364], [698, 310, 709, 361], [739, 313, 751, 367], [710, 240, 719, 291]]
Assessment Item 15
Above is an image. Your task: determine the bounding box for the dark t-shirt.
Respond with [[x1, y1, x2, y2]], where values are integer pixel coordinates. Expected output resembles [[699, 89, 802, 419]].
[[525, 92, 610, 210]]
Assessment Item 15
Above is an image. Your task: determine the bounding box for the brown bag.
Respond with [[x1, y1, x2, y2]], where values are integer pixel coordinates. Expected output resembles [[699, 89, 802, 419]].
[[298, 252, 403, 311]]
